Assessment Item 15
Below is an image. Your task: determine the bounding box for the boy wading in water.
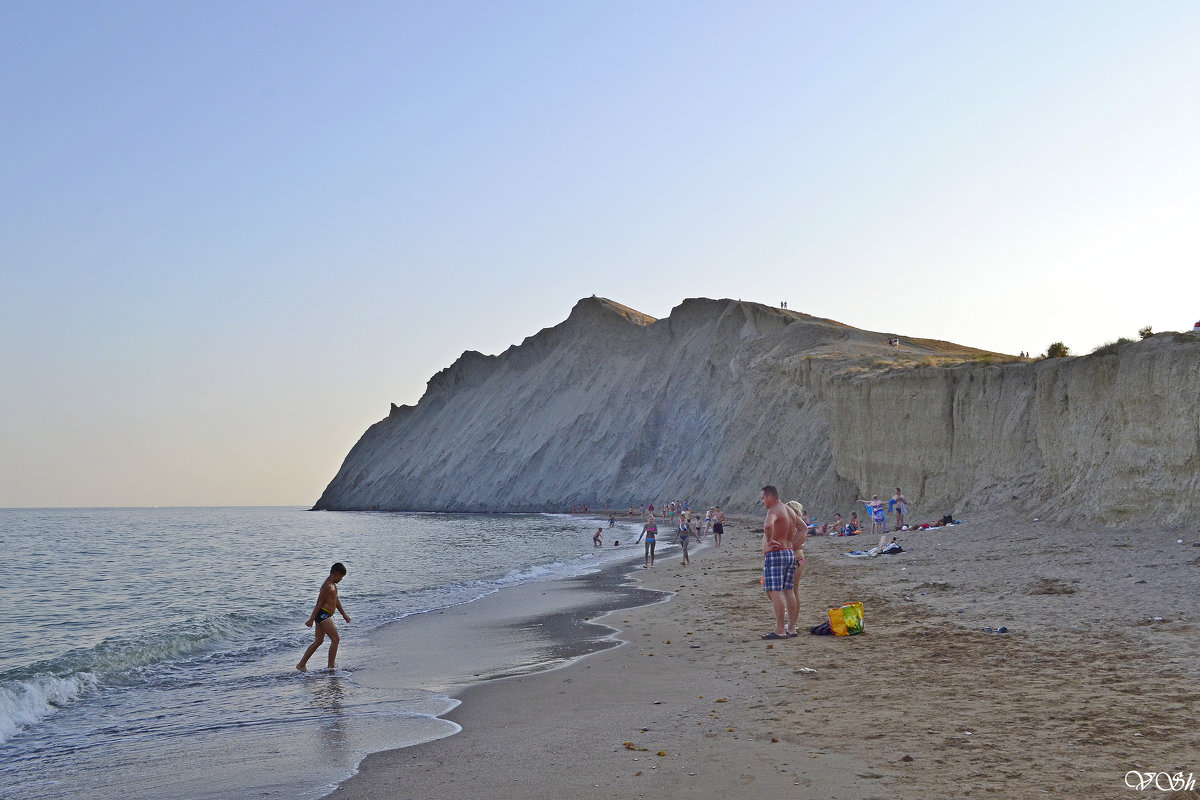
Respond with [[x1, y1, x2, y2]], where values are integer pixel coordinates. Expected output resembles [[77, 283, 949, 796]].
[[297, 562, 351, 672]]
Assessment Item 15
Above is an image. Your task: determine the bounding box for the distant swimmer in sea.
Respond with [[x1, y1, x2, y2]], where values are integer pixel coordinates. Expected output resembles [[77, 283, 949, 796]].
[[593, 528, 603, 547], [297, 562, 351, 672], [608, 515, 615, 528], [636, 516, 657, 568]]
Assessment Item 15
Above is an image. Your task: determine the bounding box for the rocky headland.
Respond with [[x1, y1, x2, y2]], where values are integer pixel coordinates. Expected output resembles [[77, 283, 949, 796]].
[[315, 296, 1200, 527]]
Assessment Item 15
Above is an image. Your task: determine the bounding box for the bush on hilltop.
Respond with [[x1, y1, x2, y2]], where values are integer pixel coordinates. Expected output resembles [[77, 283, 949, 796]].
[[1045, 342, 1070, 359], [1091, 337, 1133, 357]]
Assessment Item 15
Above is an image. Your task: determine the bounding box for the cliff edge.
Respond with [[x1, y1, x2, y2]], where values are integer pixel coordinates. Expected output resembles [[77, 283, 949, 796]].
[[314, 297, 1200, 526]]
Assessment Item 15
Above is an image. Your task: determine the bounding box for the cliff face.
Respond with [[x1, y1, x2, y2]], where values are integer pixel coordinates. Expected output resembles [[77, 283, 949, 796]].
[[315, 297, 1200, 527]]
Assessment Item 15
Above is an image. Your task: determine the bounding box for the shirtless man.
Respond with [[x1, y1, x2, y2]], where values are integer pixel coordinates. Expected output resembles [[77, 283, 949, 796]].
[[712, 507, 725, 546], [760, 486, 798, 640], [297, 562, 351, 672]]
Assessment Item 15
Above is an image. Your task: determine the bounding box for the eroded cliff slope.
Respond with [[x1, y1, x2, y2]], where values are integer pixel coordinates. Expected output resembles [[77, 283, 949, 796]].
[[315, 297, 1200, 526]]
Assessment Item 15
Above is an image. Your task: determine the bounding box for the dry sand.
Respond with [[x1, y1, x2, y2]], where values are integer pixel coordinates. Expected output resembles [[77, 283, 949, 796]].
[[327, 515, 1200, 800]]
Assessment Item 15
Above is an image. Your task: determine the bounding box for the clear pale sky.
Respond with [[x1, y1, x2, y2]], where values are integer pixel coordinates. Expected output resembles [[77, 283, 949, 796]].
[[2, 2, 1197, 508]]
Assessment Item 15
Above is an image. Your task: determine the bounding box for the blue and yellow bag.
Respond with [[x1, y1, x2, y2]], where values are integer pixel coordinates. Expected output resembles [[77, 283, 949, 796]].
[[827, 602, 864, 636]]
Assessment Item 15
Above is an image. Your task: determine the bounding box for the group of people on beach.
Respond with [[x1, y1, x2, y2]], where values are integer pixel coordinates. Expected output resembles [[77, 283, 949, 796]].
[[634, 501, 726, 568], [795, 488, 909, 539], [294, 486, 921, 670], [757, 485, 918, 637]]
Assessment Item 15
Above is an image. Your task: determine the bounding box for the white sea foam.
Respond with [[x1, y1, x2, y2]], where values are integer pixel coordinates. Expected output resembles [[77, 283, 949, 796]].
[[0, 671, 97, 744], [0, 507, 645, 800]]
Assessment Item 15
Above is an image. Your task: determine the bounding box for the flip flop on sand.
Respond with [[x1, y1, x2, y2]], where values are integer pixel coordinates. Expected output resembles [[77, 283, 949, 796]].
[[762, 632, 787, 640]]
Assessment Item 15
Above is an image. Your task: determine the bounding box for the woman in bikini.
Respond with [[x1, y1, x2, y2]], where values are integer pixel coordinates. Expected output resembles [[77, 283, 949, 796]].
[[784, 501, 808, 636], [636, 516, 658, 568]]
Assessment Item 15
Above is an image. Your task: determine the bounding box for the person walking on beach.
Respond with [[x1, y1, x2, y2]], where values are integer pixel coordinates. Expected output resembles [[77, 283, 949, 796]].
[[713, 507, 725, 546], [891, 487, 908, 530], [760, 486, 797, 640], [636, 515, 658, 568], [678, 519, 692, 565], [297, 562, 351, 672]]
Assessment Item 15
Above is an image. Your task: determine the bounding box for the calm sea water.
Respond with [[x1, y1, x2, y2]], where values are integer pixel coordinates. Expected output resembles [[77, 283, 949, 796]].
[[0, 507, 653, 800]]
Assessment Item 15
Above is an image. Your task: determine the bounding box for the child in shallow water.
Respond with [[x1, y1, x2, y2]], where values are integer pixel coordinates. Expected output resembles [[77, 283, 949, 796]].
[[297, 562, 351, 672]]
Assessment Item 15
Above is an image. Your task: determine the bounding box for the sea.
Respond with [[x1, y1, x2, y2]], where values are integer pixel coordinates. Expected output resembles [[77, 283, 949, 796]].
[[0, 507, 658, 800]]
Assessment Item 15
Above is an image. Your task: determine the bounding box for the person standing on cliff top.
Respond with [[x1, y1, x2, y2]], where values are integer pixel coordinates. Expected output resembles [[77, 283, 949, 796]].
[[760, 486, 798, 640]]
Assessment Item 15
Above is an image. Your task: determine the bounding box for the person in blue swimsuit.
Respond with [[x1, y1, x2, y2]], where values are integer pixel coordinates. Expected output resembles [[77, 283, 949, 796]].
[[636, 516, 658, 568]]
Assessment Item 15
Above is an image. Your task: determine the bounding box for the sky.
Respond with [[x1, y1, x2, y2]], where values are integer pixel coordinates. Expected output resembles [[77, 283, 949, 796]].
[[2, 1, 1197, 508]]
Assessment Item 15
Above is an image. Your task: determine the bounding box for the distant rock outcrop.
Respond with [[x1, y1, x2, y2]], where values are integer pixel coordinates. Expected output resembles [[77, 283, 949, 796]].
[[314, 297, 1200, 527]]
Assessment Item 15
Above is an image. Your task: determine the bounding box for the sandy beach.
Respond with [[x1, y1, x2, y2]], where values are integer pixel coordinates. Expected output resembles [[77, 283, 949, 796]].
[[328, 514, 1200, 800]]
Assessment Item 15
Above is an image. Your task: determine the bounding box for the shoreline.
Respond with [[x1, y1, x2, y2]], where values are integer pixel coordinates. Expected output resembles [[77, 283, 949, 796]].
[[326, 514, 1200, 799]]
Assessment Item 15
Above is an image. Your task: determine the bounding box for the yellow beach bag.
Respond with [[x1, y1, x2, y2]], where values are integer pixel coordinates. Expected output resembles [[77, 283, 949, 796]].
[[827, 602, 864, 636]]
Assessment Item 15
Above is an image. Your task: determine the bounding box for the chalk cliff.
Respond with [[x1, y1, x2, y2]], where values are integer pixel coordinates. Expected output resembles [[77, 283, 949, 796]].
[[315, 297, 1200, 527]]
